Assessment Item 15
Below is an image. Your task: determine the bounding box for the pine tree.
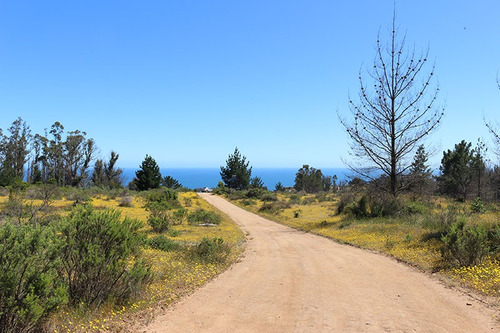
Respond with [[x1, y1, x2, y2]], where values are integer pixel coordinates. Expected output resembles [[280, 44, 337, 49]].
[[409, 145, 432, 195], [134, 155, 162, 191], [220, 147, 252, 190]]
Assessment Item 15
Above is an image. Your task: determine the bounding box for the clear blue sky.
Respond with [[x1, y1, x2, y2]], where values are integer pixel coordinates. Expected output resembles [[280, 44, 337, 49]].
[[0, 1, 498, 169]]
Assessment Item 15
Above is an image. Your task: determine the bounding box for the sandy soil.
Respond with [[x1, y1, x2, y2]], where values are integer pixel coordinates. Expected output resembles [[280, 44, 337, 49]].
[[143, 193, 498, 332]]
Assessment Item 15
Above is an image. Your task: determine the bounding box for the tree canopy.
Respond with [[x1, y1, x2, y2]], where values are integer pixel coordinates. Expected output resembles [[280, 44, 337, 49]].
[[134, 155, 162, 191], [220, 147, 252, 190]]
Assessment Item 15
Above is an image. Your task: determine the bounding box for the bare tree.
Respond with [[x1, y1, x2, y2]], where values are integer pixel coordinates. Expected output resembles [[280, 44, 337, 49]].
[[340, 12, 444, 197], [485, 76, 500, 156]]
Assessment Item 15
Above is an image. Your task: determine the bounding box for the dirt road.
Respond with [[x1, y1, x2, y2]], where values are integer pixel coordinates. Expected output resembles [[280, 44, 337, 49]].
[[145, 193, 497, 332]]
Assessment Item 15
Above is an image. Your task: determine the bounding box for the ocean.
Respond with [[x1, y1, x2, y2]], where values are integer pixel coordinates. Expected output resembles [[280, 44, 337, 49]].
[[121, 167, 351, 190]]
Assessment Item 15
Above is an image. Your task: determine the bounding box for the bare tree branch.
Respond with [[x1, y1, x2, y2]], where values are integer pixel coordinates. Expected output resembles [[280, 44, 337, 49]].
[[340, 11, 443, 197]]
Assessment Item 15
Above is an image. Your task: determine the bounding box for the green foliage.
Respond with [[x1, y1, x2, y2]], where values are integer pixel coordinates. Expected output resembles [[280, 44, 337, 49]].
[[241, 199, 256, 206], [0, 222, 67, 333], [338, 193, 404, 218], [274, 181, 285, 192], [470, 197, 486, 214], [245, 188, 265, 199], [162, 175, 182, 189], [191, 237, 230, 263], [172, 208, 187, 224], [220, 147, 252, 190], [187, 208, 221, 225], [408, 145, 433, 195], [59, 206, 150, 306], [441, 219, 490, 267], [249, 176, 264, 189], [148, 235, 181, 252], [148, 211, 171, 233], [144, 188, 180, 211], [258, 201, 291, 214], [294, 165, 323, 193], [134, 155, 162, 191], [261, 193, 278, 202], [92, 151, 123, 189], [438, 140, 474, 201]]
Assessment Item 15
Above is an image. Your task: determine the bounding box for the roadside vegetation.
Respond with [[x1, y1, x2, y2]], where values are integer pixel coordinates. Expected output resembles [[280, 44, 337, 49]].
[[0, 186, 244, 332], [223, 188, 500, 298], [216, 145, 500, 300]]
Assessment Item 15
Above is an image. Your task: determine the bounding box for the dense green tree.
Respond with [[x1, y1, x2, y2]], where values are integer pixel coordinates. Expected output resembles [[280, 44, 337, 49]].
[[438, 140, 474, 201], [250, 176, 264, 189], [294, 165, 323, 193], [408, 145, 433, 195], [162, 175, 182, 189], [340, 12, 443, 197], [220, 147, 252, 190], [134, 155, 162, 191], [274, 181, 285, 192], [471, 139, 487, 198], [0, 118, 32, 185]]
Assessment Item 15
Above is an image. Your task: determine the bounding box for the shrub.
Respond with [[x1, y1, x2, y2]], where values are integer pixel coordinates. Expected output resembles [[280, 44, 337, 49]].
[[258, 201, 291, 214], [183, 197, 193, 207], [227, 191, 246, 200], [241, 199, 256, 206], [172, 208, 187, 225], [470, 197, 486, 214], [187, 208, 221, 225], [441, 219, 490, 267], [144, 188, 179, 211], [148, 211, 171, 233], [59, 206, 150, 306], [261, 193, 278, 202], [300, 197, 317, 205], [488, 224, 500, 254], [192, 237, 230, 263], [246, 188, 264, 199], [0, 222, 67, 333], [119, 195, 134, 207], [148, 235, 181, 252], [288, 194, 301, 204]]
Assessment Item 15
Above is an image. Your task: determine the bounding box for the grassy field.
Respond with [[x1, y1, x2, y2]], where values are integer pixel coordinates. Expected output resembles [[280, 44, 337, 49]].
[[226, 191, 500, 299], [0, 190, 244, 333]]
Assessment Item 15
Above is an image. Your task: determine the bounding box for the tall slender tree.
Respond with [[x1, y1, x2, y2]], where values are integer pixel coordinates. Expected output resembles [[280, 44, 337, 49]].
[[340, 11, 443, 197]]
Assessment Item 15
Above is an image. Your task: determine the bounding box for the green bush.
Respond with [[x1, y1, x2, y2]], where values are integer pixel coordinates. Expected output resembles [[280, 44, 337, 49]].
[[144, 188, 179, 211], [261, 193, 278, 202], [59, 206, 150, 306], [0, 222, 67, 333], [245, 188, 265, 199], [441, 219, 490, 267], [470, 197, 486, 214], [192, 237, 230, 263], [148, 235, 181, 252], [258, 201, 291, 214], [187, 209, 221, 225], [148, 211, 171, 233], [300, 197, 317, 205], [172, 208, 187, 225], [488, 224, 500, 254], [241, 199, 256, 206]]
